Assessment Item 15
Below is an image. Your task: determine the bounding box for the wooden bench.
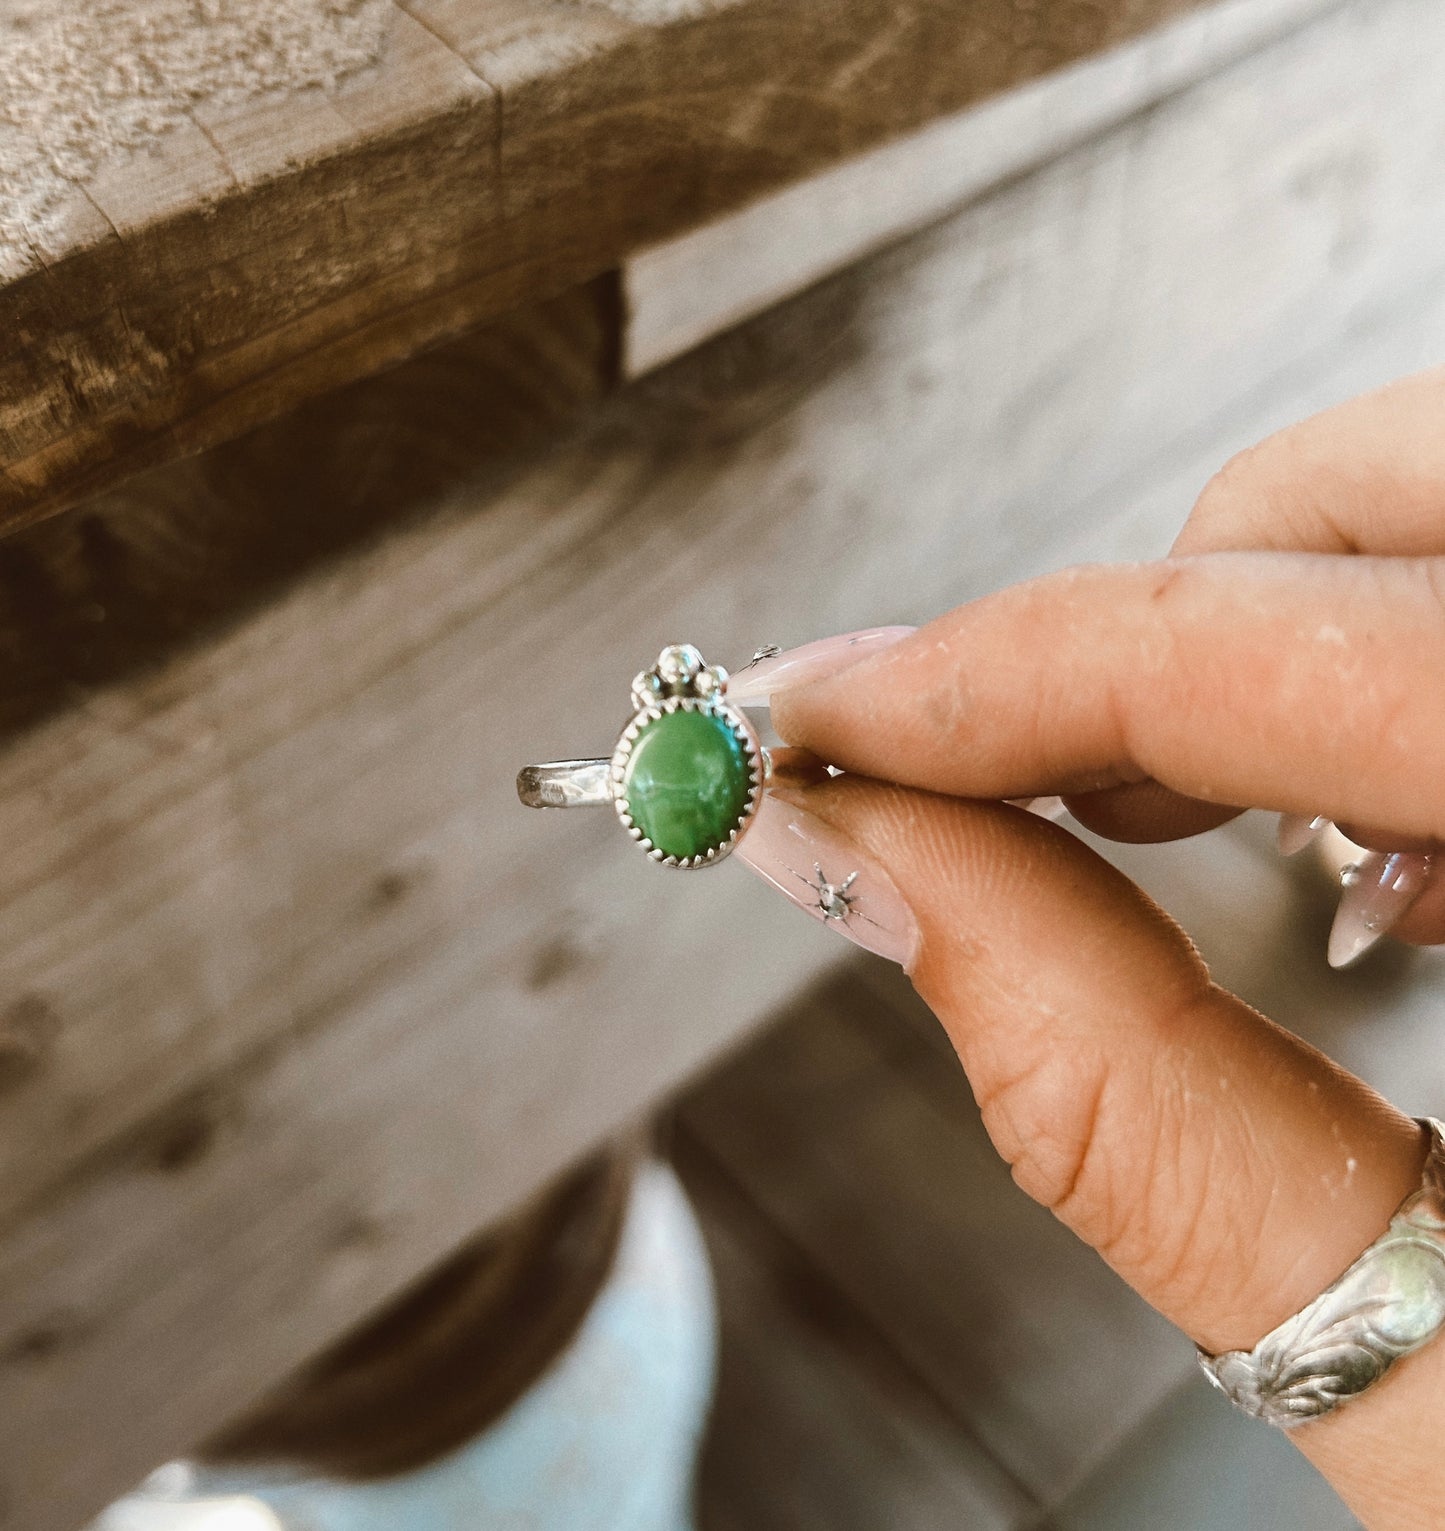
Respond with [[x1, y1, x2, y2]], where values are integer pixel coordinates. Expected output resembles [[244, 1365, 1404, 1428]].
[[4, 0, 1445, 1525]]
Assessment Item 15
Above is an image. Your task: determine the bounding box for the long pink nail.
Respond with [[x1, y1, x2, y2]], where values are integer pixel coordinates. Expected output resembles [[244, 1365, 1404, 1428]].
[[1328, 850, 1434, 968], [1278, 812, 1331, 857], [735, 792, 919, 967], [724, 627, 915, 707]]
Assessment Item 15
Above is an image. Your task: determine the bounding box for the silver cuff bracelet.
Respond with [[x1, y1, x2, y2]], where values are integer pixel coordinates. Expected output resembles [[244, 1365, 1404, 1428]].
[[1198, 1117, 1445, 1428]]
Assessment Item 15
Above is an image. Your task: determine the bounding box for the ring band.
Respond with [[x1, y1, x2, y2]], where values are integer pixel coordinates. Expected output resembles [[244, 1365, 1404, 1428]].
[[516, 759, 615, 810], [517, 645, 767, 870], [1199, 1117, 1445, 1427]]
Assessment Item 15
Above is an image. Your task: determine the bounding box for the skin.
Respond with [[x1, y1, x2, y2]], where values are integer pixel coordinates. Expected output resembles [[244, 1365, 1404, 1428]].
[[769, 366, 1445, 1529]]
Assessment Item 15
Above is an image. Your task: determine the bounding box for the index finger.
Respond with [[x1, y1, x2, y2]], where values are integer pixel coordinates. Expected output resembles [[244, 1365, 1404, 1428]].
[[1175, 365, 1445, 558], [770, 551, 1445, 843]]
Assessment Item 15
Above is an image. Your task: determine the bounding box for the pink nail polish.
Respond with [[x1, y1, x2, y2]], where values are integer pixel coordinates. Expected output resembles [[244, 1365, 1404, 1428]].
[[735, 792, 919, 968], [1327, 850, 1433, 969], [1012, 796, 1069, 822], [724, 627, 915, 707], [1278, 813, 1331, 857]]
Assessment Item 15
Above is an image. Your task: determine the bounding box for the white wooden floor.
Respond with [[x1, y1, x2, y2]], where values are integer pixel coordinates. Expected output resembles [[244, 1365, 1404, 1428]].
[[674, 812, 1445, 1529]]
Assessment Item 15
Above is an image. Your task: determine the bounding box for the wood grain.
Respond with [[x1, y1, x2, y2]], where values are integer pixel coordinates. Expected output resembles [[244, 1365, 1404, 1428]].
[[623, 0, 1339, 374], [4, 2, 1445, 1524], [0, 277, 619, 749], [676, 978, 1194, 1499], [0, 0, 1219, 532], [678, 1122, 1030, 1531]]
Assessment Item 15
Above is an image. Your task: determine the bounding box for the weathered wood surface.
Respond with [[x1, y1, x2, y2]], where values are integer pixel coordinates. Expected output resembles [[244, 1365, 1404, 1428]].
[[624, 0, 1337, 374], [3, 0, 1445, 1524], [681, 1110, 1033, 1531], [0, 0, 1220, 534], [680, 973, 1193, 1504]]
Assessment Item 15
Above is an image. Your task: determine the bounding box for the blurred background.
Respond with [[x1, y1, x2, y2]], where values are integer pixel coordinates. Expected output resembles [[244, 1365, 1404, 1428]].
[[2, 0, 1444, 1527]]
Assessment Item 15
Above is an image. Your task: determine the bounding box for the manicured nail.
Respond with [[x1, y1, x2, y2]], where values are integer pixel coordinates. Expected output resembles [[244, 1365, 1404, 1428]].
[[1328, 850, 1433, 969], [735, 791, 919, 967], [1278, 812, 1331, 857], [724, 627, 915, 707], [1012, 795, 1069, 822]]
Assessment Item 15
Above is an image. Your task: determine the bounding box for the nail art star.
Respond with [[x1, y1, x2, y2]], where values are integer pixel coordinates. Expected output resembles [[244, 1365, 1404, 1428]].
[[793, 862, 878, 926]]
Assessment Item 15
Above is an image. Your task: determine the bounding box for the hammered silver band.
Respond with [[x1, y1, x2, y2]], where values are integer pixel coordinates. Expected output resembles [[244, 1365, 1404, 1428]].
[[516, 759, 614, 809], [1199, 1117, 1445, 1427]]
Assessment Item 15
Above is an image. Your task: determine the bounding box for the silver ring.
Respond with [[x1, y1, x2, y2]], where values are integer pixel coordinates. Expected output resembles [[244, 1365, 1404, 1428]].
[[516, 644, 766, 870], [1199, 1117, 1445, 1427]]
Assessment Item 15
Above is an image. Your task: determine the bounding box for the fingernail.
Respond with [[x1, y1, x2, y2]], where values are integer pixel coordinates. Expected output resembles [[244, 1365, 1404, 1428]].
[[1278, 813, 1331, 857], [735, 791, 919, 967], [1327, 850, 1434, 968], [1012, 795, 1069, 822], [724, 627, 915, 707]]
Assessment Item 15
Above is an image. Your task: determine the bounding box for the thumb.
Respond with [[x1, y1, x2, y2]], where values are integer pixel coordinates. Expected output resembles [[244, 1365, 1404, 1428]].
[[738, 774, 1422, 1358]]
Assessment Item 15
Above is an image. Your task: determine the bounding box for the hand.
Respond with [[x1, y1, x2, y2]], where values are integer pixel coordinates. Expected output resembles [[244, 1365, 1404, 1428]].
[[747, 367, 1445, 1528]]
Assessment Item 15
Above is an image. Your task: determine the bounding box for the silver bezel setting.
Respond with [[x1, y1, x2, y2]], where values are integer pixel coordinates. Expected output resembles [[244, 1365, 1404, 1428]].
[[609, 694, 764, 870]]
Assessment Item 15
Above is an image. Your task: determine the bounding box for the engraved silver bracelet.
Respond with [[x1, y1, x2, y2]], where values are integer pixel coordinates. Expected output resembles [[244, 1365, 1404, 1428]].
[[1198, 1117, 1445, 1427]]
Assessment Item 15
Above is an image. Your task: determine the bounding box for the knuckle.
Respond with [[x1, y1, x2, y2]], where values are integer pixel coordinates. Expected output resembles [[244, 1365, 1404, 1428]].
[[1186, 431, 1340, 553], [1100, 990, 1264, 1307], [975, 980, 1230, 1278], [972, 1042, 1120, 1238], [1013, 1072, 1111, 1224], [1189, 440, 1277, 539], [1130, 1093, 1274, 1320]]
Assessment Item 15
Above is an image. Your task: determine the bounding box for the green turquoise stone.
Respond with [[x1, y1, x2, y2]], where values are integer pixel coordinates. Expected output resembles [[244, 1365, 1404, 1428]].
[[623, 708, 751, 860]]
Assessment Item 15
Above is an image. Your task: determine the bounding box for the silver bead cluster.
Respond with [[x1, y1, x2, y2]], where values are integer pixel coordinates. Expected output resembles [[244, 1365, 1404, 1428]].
[[630, 644, 730, 711]]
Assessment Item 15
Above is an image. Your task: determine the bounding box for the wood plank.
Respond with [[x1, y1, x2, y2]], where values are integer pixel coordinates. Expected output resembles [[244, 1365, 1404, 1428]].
[[0, 4, 497, 531], [4, 4, 1445, 1522], [0, 277, 620, 749], [679, 1134, 1031, 1531], [676, 978, 1196, 1500], [0, 0, 1222, 532], [1042, 1372, 1359, 1530], [623, 0, 1339, 374]]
